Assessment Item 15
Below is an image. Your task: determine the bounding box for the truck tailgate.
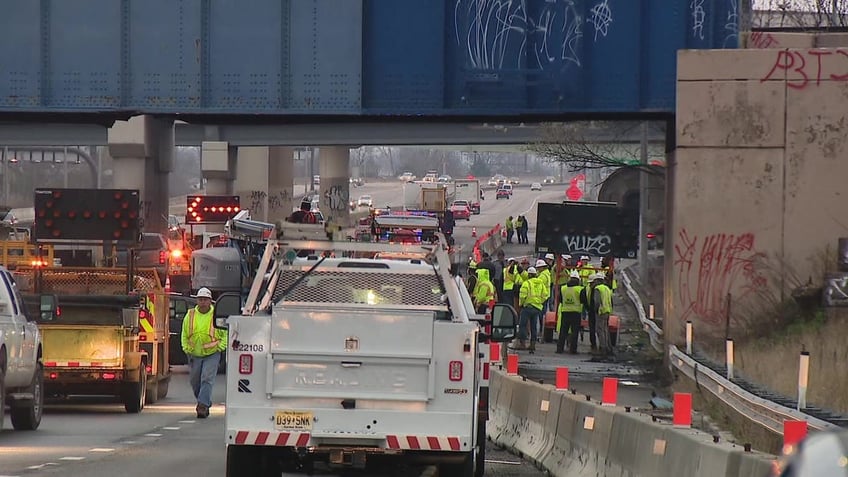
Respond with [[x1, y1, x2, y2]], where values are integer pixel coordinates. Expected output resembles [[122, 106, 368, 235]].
[[42, 325, 125, 367], [270, 307, 434, 401]]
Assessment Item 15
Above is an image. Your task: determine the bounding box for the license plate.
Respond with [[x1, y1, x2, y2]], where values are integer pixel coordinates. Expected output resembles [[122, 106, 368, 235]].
[[274, 411, 313, 431]]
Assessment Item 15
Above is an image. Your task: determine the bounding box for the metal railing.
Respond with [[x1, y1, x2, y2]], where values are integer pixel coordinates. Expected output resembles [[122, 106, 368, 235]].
[[620, 266, 843, 435]]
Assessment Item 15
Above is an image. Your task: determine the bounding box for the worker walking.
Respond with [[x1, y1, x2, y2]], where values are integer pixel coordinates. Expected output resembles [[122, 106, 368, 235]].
[[557, 271, 584, 354], [505, 216, 515, 244], [181, 287, 228, 418]]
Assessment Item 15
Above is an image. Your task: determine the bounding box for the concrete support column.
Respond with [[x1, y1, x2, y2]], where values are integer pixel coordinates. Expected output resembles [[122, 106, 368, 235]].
[[318, 146, 351, 228], [201, 141, 237, 232], [108, 116, 174, 235], [268, 147, 295, 224], [234, 147, 271, 222]]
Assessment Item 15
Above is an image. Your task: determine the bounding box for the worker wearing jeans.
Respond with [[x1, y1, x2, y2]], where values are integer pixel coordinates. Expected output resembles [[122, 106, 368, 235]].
[[182, 287, 227, 418]]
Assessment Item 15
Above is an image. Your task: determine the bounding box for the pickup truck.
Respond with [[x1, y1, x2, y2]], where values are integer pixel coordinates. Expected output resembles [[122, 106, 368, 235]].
[[0, 266, 44, 431]]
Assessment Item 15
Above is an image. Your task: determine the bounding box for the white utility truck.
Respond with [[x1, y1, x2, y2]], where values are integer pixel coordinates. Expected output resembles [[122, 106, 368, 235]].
[[453, 179, 481, 215], [213, 224, 517, 477], [0, 265, 44, 431]]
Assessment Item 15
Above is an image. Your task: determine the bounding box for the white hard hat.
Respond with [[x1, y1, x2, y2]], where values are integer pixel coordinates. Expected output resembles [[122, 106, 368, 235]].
[[508, 257, 517, 262], [527, 267, 538, 274], [580, 255, 590, 261], [544, 253, 555, 260], [569, 270, 580, 279], [594, 272, 606, 280], [535, 259, 547, 268], [562, 254, 572, 260], [194, 287, 213, 299]]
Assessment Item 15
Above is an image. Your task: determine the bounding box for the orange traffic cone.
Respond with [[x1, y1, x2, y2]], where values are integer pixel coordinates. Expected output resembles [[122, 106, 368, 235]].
[[501, 227, 507, 238], [472, 227, 477, 238]]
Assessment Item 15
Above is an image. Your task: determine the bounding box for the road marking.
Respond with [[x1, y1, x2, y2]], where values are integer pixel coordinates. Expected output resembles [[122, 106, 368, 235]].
[[89, 448, 115, 453], [485, 459, 522, 465], [59, 457, 86, 461], [0, 474, 22, 476], [144, 433, 163, 437], [120, 440, 137, 444], [162, 426, 180, 430], [178, 420, 196, 424]]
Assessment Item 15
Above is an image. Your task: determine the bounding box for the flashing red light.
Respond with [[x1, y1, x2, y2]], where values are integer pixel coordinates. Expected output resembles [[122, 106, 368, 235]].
[[102, 372, 117, 380], [139, 334, 147, 341], [52, 191, 62, 199], [139, 310, 148, 319], [121, 201, 129, 209], [113, 211, 122, 219], [112, 230, 122, 239], [67, 210, 77, 219], [145, 365, 152, 374], [159, 250, 167, 264], [646, 233, 656, 239], [83, 210, 92, 219], [114, 192, 123, 200], [37, 210, 46, 218], [52, 229, 61, 238], [52, 210, 61, 218], [49, 372, 58, 380], [98, 211, 107, 219]]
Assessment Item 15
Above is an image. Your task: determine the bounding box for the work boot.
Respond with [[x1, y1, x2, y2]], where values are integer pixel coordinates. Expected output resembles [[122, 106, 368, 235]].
[[196, 403, 209, 419]]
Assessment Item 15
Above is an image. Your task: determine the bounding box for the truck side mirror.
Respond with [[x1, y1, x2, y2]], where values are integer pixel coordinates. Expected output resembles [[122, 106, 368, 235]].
[[489, 303, 518, 342], [40, 294, 59, 322], [213, 292, 242, 329]]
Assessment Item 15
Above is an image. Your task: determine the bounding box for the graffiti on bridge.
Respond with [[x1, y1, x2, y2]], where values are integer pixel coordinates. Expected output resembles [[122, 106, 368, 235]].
[[268, 189, 292, 212], [248, 190, 266, 215], [674, 229, 767, 325], [559, 234, 611, 256], [323, 184, 349, 212]]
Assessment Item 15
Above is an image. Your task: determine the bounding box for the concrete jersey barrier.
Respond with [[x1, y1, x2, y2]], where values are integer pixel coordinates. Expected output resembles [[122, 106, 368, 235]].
[[488, 369, 775, 477]]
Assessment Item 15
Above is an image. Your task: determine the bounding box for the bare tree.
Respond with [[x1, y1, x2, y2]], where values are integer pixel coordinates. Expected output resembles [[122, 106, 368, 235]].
[[525, 121, 665, 177], [754, 0, 848, 28]]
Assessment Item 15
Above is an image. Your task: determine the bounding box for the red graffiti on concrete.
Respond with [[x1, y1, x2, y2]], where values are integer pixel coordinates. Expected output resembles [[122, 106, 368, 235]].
[[761, 49, 848, 89], [749, 31, 780, 49], [674, 230, 767, 325]]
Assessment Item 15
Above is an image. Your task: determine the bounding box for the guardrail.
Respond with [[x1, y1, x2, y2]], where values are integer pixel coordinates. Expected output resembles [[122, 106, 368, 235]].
[[619, 266, 843, 438]]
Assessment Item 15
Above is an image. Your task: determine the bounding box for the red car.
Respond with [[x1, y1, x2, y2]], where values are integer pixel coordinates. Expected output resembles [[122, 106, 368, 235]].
[[449, 203, 471, 220]]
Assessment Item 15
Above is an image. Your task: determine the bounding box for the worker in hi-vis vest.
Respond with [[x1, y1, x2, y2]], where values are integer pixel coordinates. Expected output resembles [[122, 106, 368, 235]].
[[181, 287, 227, 419], [557, 270, 584, 354]]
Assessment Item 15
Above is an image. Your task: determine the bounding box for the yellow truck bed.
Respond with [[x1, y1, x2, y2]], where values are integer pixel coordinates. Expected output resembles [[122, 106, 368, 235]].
[[41, 325, 127, 368]]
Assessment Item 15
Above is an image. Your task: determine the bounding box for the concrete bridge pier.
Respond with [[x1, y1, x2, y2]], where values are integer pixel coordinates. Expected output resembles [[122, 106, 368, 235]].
[[318, 146, 351, 229], [234, 147, 295, 224], [107, 116, 174, 235]]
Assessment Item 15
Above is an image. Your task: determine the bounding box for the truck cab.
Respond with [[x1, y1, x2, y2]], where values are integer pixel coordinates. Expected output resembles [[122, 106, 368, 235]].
[[0, 265, 44, 431], [216, 226, 517, 476]]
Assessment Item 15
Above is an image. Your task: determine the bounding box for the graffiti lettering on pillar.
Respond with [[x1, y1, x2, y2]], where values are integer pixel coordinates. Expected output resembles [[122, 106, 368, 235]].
[[248, 190, 267, 215], [674, 229, 767, 325], [268, 190, 291, 211], [560, 234, 611, 256], [824, 273, 848, 307], [141, 200, 152, 226], [323, 185, 349, 212], [761, 49, 848, 89]]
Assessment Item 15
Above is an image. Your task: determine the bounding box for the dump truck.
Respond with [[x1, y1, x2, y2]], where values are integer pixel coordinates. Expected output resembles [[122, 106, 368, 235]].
[[214, 223, 518, 476], [15, 266, 171, 412]]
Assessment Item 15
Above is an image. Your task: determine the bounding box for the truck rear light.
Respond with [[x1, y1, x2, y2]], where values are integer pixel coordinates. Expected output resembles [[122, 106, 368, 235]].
[[449, 361, 463, 381], [159, 250, 167, 264], [49, 372, 58, 380], [102, 372, 116, 380], [145, 365, 152, 374], [139, 334, 147, 341], [239, 354, 253, 374]]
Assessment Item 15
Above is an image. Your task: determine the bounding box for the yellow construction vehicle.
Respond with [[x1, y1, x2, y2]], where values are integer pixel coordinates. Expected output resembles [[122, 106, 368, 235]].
[[16, 266, 171, 411]]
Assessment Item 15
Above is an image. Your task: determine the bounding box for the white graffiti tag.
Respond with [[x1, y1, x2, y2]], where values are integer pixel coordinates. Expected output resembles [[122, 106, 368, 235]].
[[560, 234, 612, 256], [588, 0, 613, 41], [454, 0, 583, 70], [691, 0, 706, 40], [723, 0, 738, 48]]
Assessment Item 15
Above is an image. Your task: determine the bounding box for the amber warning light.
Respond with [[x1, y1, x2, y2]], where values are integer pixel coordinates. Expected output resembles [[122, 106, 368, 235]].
[[185, 195, 241, 224]]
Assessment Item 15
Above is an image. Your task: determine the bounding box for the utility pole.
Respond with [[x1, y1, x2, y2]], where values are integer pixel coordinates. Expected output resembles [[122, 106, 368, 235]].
[[639, 122, 649, 284]]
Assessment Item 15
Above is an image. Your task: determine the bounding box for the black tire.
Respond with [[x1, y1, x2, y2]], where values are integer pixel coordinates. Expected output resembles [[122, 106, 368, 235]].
[[0, 366, 5, 433], [156, 378, 169, 400], [10, 363, 43, 430], [474, 421, 486, 477], [123, 366, 146, 413], [440, 452, 474, 477], [145, 379, 158, 405]]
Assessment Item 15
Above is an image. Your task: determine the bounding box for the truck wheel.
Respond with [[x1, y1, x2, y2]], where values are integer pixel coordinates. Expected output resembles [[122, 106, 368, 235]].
[[10, 363, 43, 430], [0, 366, 5, 433], [145, 379, 158, 405], [156, 378, 169, 400], [124, 366, 147, 413], [474, 420, 486, 477]]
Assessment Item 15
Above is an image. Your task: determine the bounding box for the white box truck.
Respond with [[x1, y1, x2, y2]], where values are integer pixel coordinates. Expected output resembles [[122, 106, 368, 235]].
[[454, 180, 481, 214]]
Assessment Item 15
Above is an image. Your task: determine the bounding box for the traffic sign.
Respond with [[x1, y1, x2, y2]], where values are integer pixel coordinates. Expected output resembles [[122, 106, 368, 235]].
[[566, 185, 583, 201]]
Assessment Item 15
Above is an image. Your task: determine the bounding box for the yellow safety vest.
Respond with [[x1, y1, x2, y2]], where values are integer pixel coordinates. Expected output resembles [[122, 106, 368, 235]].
[[503, 265, 517, 291], [181, 306, 227, 357], [559, 285, 584, 313], [596, 284, 613, 315]]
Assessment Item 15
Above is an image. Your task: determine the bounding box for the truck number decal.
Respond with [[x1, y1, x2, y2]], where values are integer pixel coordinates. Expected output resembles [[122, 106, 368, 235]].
[[235, 343, 264, 352]]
